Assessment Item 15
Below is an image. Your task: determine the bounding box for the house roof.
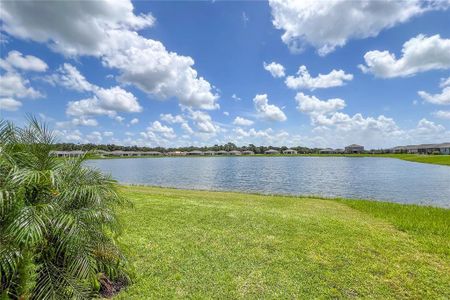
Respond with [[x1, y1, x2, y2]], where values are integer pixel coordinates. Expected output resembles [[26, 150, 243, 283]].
[[51, 150, 85, 154], [390, 142, 450, 150]]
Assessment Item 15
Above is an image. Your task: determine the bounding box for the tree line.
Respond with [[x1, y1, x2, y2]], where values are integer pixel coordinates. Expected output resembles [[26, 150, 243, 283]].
[[53, 142, 324, 154]]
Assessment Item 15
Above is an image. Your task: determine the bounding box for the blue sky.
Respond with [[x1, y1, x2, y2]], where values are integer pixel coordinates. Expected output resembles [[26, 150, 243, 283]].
[[1, 0, 450, 149]]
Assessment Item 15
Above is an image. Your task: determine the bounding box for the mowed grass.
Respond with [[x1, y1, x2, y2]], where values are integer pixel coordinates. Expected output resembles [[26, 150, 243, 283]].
[[116, 186, 450, 299], [387, 154, 450, 166]]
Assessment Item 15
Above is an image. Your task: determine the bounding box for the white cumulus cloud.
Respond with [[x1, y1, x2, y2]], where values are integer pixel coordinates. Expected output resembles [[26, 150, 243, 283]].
[[253, 94, 287, 122], [49, 63, 93, 92], [1, 0, 219, 110], [269, 0, 446, 55], [0, 0, 155, 56], [52, 64, 142, 118], [433, 110, 450, 120], [286, 65, 353, 90], [67, 86, 142, 117], [295, 93, 346, 116], [160, 113, 185, 124], [95, 86, 142, 113], [412, 118, 446, 136], [0, 50, 47, 72], [418, 76, 450, 105], [233, 116, 254, 126], [56, 117, 99, 128], [359, 34, 450, 77], [0, 72, 43, 99], [147, 121, 176, 139], [263, 61, 285, 78], [187, 109, 221, 135], [0, 97, 22, 111]]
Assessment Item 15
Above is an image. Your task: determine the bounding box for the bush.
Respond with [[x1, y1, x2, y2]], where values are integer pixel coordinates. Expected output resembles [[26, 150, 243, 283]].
[[0, 118, 128, 299]]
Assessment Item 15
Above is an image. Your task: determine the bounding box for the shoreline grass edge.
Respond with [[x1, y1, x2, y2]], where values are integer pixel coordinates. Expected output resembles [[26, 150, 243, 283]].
[[115, 185, 450, 299]]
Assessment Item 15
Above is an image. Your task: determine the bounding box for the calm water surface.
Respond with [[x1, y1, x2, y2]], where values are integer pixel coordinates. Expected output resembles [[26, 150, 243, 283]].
[[86, 157, 450, 207]]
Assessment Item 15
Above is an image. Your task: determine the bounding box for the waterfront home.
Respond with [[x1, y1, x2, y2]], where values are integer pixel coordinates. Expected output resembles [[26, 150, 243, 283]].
[[229, 150, 242, 155], [204, 151, 216, 156], [50, 150, 85, 157], [142, 151, 162, 156], [129, 151, 143, 157], [94, 150, 109, 156], [242, 150, 255, 155], [345, 144, 364, 154], [187, 150, 204, 156], [283, 149, 297, 154], [441, 143, 450, 154], [167, 151, 186, 156], [265, 149, 280, 155], [319, 148, 335, 154], [109, 150, 131, 157], [216, 150, 228, 155], [391, 143, 450, 155]]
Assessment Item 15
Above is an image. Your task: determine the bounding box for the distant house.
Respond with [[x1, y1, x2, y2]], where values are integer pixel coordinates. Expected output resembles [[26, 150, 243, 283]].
[[50, 150, 85, 157], [204, 151, 216, 156], [242, 150, 254, 155], [216, 150, 228, 155], [390, 143, 450, 155], [283, 149, 297, 154], [94, 150, 109, 156], [167, 151, 186, 156], [229, 150, 241, 155], [319, 148, 334, 154], [187, 150, 204, 156], [109, 150, 129, 157], [441, 143, 450, 154], [265, 149, 280, 155], [142, 151, 161, 156], [345, 144, 364, 154]]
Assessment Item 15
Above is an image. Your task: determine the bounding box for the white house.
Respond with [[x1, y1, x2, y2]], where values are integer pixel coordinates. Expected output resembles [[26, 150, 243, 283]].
[[265, 149, 280, 155], [283, 149, 297, 154]]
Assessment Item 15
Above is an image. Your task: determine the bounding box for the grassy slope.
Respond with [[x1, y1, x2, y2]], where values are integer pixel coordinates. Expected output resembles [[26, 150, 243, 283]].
[[89, 154, 450, 166], [116, 186, 449, 299], [383, 154, 450, 166]]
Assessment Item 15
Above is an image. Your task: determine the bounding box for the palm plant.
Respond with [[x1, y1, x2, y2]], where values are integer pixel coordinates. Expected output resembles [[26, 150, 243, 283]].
[[0, 118, 128, 299]]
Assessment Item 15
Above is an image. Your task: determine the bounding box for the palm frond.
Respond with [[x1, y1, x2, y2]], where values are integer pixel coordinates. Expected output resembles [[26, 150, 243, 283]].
[[1, 117, 128, 298], [6, 204, 51, 246]]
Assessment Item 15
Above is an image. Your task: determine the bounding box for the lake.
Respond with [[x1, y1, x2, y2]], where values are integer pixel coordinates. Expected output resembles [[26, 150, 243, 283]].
[[86, 156, 450, 207]]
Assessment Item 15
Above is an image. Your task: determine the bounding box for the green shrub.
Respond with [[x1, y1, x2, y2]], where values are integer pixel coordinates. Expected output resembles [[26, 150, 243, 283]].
[[0, 118, 128, 299]]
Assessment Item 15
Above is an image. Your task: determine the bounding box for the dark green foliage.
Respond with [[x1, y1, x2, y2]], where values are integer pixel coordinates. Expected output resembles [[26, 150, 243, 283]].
[[0, 118, 128, 299]]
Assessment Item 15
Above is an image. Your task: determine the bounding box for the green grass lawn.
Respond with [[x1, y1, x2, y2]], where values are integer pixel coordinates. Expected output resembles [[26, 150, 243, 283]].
[[116, 186, 449, 299], [383, 154, 450, 166]]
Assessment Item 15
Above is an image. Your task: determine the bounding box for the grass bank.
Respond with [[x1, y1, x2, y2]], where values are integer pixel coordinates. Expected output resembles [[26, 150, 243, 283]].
[[116, 186, 449, 299], [88, 153, 450, 166], [380, 153, 450, 166]]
